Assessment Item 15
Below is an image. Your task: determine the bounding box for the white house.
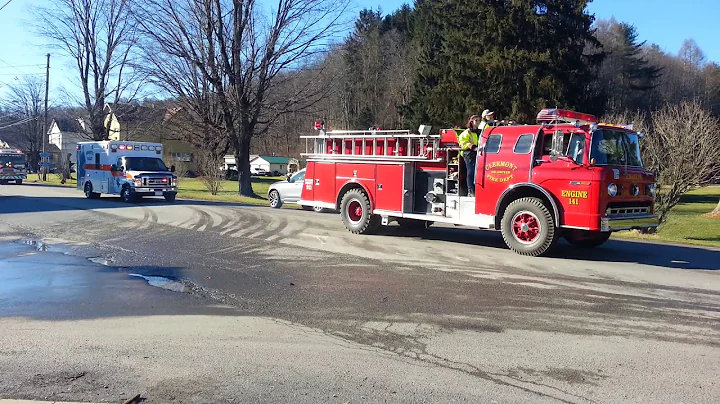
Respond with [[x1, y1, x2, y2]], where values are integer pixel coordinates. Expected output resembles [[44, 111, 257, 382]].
[[250, 156, 294, 175], [48, 118, 90, 165]]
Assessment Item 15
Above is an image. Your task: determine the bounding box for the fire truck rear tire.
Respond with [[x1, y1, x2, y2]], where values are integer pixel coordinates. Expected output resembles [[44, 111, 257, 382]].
[[340, 188, 380, 234], [500, 197, 557, 257]]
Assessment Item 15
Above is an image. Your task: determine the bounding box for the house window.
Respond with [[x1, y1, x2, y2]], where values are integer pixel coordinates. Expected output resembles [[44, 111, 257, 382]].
[[170, 152, 192, 162], [280, 165, 284, 170]]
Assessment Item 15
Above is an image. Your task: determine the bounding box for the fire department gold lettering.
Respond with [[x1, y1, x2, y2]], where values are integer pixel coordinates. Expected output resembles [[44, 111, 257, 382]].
[[485, 161, 519, 171], [561, 190, 588, 199]]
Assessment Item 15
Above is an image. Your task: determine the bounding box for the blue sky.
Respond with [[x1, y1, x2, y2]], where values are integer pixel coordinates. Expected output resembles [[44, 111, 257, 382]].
[[1, 0, 718, 101]]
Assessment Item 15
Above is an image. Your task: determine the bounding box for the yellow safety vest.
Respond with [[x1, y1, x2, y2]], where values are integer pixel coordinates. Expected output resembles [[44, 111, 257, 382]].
[[458, 128, 479, 157]]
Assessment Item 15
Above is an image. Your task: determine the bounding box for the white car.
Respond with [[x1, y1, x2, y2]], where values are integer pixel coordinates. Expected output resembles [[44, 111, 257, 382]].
[[267, 169, 329, 212]]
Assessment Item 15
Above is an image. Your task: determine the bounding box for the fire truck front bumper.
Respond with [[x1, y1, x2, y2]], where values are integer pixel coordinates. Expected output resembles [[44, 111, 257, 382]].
[[600, 214, 659, 232]]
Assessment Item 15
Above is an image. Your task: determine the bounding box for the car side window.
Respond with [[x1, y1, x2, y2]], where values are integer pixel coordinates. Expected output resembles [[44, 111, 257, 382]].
[[291, 171, 305, 183]]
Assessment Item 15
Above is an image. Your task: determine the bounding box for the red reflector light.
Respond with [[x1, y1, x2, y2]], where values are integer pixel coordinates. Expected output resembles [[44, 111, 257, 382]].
[[162, 178, 168, 183], [119, 145, 126, 150]]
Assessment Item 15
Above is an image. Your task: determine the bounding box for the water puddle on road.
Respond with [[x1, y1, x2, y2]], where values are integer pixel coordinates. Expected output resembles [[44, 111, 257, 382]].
[[128, 273, 188, 293], [88, 257, 112, 266], [22, 239, 50, 252]]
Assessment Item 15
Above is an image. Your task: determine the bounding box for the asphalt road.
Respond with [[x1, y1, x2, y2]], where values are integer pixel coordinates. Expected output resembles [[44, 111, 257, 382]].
[[0, 183, 718, 403]]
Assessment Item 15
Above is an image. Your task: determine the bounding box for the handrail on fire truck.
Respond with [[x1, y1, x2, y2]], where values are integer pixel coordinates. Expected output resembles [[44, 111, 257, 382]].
[[300, 122, 444, 162]]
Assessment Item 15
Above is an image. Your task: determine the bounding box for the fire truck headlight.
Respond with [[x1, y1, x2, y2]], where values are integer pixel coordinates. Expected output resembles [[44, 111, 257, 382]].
[[133, 178, 142, 187], [631, 184, 640, 197], [607, 183, 618, 197]]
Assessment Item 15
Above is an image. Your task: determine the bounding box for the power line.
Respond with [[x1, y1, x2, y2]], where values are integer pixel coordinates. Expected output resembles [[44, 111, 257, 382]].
[[0, 0, 14, 12], [0, 116, 37, 131], [0, 57, 24, 74]]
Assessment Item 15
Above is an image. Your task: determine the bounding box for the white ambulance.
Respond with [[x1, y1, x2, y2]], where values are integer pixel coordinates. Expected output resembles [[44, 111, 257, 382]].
[[76, 141, 178, 203]]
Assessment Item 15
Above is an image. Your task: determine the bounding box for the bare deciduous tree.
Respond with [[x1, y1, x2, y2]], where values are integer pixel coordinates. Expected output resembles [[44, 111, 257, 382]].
[[1, 77, 45, 170], [194, 147, 224, 195], [643, 101, 720, 222], [34, 0, 141, 140], [132, 0, 350, 196]]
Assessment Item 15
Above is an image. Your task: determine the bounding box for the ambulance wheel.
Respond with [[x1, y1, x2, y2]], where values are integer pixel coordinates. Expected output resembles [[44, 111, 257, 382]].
[[120, 187, 135, 203], [84, 183, 100, 199], [340, 188, 380, 234], [564, 230, 611, 248], [164, 193, 176, 203], [268, 190, 282, 208], [500, 197, 557, 257], [15, 180, 22, 185]]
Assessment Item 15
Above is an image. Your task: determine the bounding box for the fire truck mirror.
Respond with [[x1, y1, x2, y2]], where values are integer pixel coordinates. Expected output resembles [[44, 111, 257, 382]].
[[550, 130, 564, 161], [111, 164, 117, 172], [170, 165, 176, 173]]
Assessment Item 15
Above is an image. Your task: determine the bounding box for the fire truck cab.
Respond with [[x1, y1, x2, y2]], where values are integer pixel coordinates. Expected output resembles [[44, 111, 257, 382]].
[[298, 109, 659, 256], [0, 148, 26, 184], [77, 141, 178, 203]]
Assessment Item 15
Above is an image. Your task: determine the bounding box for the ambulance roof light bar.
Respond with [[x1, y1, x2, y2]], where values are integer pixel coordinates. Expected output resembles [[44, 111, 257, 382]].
[[536, 108, 598, 126]]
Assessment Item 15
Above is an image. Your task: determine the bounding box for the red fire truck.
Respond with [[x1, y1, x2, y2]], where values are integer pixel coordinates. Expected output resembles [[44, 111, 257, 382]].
[[298, 109, 658, 256]]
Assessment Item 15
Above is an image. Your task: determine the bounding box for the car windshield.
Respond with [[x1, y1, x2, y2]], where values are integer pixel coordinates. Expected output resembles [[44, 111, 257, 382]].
[[590, 129, 643, 167], [0, 154, 24, 167], [125, 157, 168, 172]]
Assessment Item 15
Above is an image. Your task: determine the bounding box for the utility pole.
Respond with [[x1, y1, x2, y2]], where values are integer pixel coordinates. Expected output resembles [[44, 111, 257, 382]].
[[42, 53, 49, 181]]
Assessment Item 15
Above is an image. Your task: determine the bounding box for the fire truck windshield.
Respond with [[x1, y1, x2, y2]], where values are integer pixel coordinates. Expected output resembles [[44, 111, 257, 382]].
[[125, 157, 168, 172], [590, 129, 643, 167], [0, 154, 24, 168]]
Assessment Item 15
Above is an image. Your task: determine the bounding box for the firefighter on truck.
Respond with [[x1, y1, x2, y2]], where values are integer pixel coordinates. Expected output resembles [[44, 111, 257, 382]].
[[76, 141, 178, 203], [297, 109, 659, 257]]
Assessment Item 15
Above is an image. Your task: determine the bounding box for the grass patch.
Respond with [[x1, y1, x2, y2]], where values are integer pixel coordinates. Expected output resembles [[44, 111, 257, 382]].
[[30, 174, 295, 208], [28, 174, 76, 187], [613, 186, 720, 248], [177, 176, 295, 207]]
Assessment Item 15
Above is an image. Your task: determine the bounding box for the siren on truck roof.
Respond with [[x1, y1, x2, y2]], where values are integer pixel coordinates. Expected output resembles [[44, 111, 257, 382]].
[[536, 108, 598, 126]]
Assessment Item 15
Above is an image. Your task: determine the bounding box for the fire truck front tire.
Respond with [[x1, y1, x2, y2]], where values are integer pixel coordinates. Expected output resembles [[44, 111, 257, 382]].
[[15, 180, 22, 185], [340, 188, 380, 234], [500, 197, 557, 257], [84, 183, 100, 199]]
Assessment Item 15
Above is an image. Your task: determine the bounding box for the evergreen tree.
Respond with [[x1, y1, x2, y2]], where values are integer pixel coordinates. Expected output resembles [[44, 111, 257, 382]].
[[405, 0, 604, 127]]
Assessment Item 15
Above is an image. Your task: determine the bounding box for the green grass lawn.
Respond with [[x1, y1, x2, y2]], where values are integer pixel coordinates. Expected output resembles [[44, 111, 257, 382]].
[[32, 174, 293, 208], [613, 186, 720, 248], [177, 175, 297, 207]]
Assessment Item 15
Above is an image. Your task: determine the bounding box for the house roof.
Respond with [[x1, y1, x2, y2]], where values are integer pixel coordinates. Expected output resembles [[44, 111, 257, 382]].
[[255, 156, 290, 164], [54, 118, 83, 133], [105, 103, 168, 125]]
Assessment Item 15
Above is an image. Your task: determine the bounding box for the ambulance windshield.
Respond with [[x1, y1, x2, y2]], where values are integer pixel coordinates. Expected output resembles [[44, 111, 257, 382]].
[[0, 154, 25, 167], [125, 157, 168, 172], [590, 129, 643, 167]]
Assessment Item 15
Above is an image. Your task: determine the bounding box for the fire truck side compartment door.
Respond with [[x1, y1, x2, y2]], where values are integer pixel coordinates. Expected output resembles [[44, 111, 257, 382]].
[[313, 162, 336, 205], [375, 164, 404, 212]]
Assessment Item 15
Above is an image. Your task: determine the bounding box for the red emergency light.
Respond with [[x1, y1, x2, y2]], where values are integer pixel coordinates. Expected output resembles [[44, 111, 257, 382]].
[[314, 121, 325, 131], [536, 108, 598, 125]]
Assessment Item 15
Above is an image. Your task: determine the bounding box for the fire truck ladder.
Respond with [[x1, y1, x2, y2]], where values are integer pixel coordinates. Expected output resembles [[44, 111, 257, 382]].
[[300, 127, 443, 162]]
